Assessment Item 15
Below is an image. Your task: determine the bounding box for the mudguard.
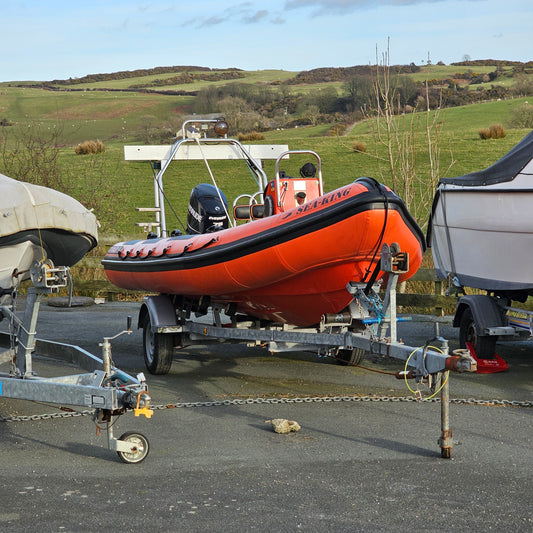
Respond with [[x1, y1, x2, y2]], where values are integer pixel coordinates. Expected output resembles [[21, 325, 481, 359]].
[[453, 295, 506, 333], [138, 294, 177, 332]]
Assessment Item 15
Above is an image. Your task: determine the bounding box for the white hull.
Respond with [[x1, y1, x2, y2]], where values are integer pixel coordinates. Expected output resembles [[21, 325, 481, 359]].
[[0, 241, 43, 290], [429, 132, 533, 295]]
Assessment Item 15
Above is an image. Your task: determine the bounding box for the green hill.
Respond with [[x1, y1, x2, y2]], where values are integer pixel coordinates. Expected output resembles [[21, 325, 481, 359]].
[[1, 61, 531, 143], [0, 63, 531, 235]]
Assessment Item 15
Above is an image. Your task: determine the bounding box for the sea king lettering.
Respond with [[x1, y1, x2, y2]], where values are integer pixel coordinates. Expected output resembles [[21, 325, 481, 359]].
[[296, 186, 352, 215]]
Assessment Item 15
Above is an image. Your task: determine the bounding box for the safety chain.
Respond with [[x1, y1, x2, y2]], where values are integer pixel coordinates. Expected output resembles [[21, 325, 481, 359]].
[[1, 394, 531, 422], [0, 409, 94, 422]]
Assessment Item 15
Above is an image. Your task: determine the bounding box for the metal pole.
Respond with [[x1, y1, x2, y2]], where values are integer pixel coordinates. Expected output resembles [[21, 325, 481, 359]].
[[439, 374, 452, 458], [157, 169, 167, 236], [379, 272, 398, 342], [16, 288, 42, 376], [101, 339, 112, 376], [153, 170, 162, 237]]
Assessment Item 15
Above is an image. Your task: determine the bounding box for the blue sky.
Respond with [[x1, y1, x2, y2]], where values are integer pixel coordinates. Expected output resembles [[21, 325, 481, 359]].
[[2, 0, 532, 82]]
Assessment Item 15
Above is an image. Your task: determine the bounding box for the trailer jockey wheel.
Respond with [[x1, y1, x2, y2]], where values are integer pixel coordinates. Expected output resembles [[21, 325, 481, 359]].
[[117, 431, 150, 464], [459, 307, 497, 358], [141, 314, 174, 375]]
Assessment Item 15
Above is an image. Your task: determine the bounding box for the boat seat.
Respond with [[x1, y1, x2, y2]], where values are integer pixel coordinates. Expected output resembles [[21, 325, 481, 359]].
[[264, 175, 321, 215], [233, 204, 265, 221]]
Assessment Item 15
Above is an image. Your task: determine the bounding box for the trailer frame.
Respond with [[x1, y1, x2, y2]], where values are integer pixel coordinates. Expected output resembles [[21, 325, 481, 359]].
[[139, 243, 477, 458], [0, 261, 153, 463]]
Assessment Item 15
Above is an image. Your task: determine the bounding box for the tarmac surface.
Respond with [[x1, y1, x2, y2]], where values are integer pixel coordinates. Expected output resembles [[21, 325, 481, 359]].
[[0, 298, 532, 532]]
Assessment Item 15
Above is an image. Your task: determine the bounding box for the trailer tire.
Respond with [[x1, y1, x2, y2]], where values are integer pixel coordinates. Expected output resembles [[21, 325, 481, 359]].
[[142, 314, 173, 375], [459, 307, 497, 358], [336, 347, 365, 366]]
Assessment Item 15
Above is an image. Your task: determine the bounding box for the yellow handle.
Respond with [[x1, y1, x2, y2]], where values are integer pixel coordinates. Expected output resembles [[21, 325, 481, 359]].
[[134, 391, 154, 419]]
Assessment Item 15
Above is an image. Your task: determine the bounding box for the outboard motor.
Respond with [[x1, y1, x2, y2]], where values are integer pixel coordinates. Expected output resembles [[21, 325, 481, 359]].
[[186, 183, 229, 234]]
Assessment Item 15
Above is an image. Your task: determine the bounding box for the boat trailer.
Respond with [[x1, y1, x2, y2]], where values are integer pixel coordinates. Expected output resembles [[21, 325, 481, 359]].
[[141, 243, 477, 459], [0, 261, 153, 463]]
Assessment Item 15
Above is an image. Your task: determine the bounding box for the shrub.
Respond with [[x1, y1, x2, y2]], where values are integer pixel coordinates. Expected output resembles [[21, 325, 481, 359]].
[[509, 102, 533, 128], [74, 139, 105, 155], [237, 131, 265, 141], [489, 123, 506, 138], [510, 75, 533, 97], [478, 123, 506, 140], [327, 123, 346, 136], [352, 140, 367, 153]]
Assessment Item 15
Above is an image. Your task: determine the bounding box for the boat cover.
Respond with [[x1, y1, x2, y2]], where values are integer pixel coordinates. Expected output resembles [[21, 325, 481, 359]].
[[0, 173, 98, 239], [0, 173, 98, 275], [438, 130, 533, 187]]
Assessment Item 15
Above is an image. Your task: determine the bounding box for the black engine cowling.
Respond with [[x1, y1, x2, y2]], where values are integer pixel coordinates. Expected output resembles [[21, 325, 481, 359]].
[[186, 183, 229, 234]]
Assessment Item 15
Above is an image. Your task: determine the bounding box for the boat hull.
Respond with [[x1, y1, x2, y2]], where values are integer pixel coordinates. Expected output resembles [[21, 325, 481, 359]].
[[104, 180, 425, 326], [428, 132, 533, 296], [0, 173, 98, 291]]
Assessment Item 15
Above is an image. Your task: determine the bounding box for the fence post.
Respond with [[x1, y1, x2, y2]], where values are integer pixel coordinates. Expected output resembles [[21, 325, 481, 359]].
[[435, 279, 445, 316]]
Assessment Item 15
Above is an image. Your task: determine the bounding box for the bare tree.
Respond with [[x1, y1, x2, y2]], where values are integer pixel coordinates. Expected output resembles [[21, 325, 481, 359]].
[[0, 122, 129, 233], [0, 123, 67, 190], [302, 104, 321, 126], [366, 42, 453, 230]]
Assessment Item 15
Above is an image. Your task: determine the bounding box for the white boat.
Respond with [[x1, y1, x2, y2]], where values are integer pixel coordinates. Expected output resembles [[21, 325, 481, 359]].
[[0, 173, 98, 292], [427, 130, 533, 300]]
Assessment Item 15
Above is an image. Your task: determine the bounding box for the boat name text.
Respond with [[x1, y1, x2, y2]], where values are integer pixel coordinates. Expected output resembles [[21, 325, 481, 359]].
[[295, 187, 352, 215]]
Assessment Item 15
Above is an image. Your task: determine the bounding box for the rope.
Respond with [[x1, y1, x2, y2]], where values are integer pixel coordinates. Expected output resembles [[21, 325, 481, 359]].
[[21, 182, 47, 264], [362, 184, 389, 290], [149, 162, 186, 233], [194, 137, 234, 228], [404, 345, 449, 400]]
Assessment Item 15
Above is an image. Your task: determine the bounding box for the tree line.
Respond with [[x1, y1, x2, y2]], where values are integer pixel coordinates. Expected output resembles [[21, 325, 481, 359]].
[[190, 69, 533, 135], [31, 66, 243, 86]]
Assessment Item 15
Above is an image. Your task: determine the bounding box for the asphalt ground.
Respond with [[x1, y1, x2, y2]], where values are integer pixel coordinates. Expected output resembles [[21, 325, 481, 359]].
[[0, 299, 532, 532]]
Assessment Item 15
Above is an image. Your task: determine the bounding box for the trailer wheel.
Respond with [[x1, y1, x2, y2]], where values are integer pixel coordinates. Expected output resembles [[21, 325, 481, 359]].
[[336, 347, 365, 366], [142, 314, 173, 375], [117, 431, 150, 464], [459, 307, 497, 358]]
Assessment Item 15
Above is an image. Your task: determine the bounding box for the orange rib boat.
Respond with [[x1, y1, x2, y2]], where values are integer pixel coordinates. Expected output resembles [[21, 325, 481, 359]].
[[103, 176, 425, 326]]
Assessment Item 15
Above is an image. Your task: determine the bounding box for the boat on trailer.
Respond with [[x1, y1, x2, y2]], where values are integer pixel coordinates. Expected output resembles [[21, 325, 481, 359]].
[[103, 178, 425, 326], [102, 119, 478, 459], [427, 130, 533, 299], [0, 176, 152, 462], [103, 120, 426, 327], [0, 173, 98, 293], [427, 130, 533, 362]]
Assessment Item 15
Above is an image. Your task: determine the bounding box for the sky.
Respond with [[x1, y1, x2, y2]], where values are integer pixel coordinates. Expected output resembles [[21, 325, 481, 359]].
[[1, 0, 532, 82]]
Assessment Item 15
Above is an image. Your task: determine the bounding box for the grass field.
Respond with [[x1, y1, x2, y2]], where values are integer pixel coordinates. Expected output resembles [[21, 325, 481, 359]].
[[0, 66, 531, 236], [0, 86, 194, 143], [55, 96, 528, 237], [36, 69, 297, 91]]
